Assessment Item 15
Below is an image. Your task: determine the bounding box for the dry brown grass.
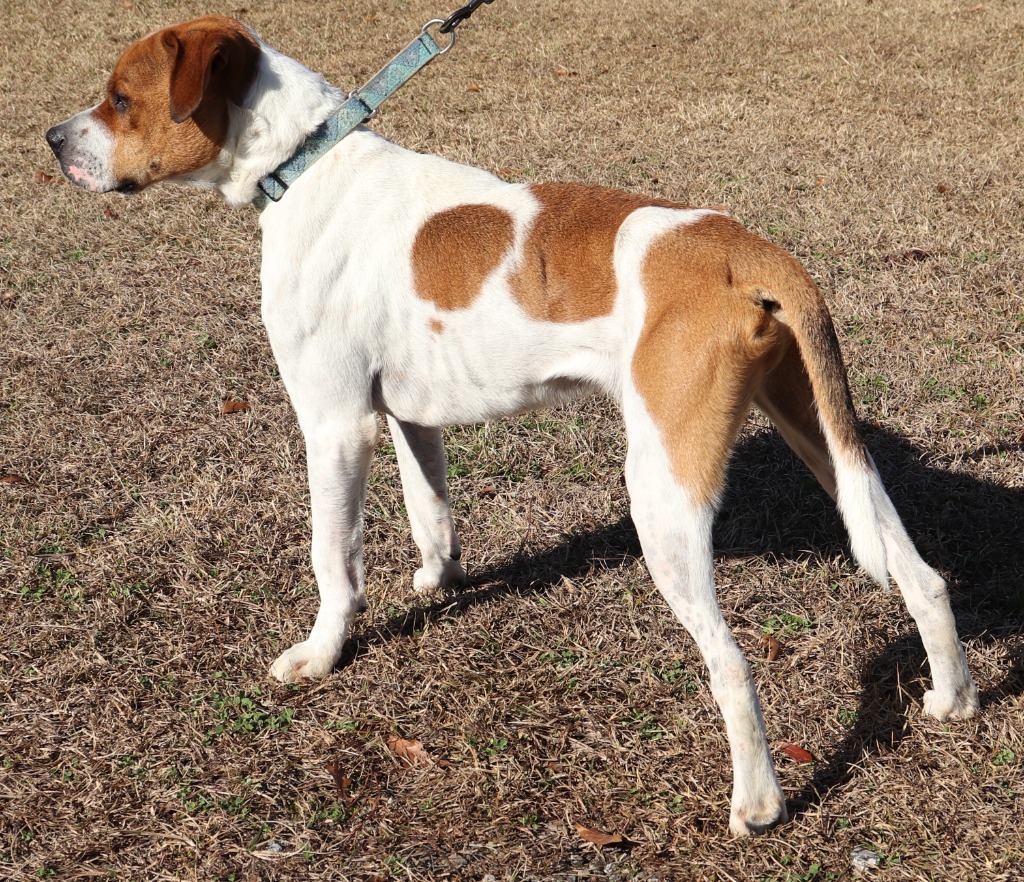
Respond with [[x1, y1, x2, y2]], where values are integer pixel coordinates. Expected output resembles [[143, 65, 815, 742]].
[[3, 0, 1023, 879]]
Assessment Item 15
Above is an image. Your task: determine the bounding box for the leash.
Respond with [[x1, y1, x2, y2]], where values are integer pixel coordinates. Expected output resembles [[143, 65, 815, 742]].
[[254, 0, 495, 209]]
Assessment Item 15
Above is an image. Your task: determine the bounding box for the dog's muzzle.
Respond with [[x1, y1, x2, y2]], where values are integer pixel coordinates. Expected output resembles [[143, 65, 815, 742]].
[[43, 114, 119, 194]]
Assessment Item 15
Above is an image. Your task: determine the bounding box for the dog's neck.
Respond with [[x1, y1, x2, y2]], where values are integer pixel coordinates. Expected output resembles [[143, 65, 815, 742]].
[[182, 35, 349, 207]]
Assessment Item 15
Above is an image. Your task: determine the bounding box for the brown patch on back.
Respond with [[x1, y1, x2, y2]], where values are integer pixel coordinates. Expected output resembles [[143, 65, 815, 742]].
[[632, 213, 796, 506], [510, 183, 685, 322], [100, 16, 259, 190], [412, 204, 515, 310], [428, 318, 445, 334]]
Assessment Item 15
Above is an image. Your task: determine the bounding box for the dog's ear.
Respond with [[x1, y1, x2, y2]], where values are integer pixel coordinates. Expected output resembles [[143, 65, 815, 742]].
[[163, 23, 259, 124]]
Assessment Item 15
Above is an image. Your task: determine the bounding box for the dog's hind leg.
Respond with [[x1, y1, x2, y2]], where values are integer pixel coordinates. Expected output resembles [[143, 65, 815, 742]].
[[755, 345, 979, 720], [386, 416, 467, 593], [868, 469, 979, 719], [269, 410, 379, 683], [622, 366, 786, 836]]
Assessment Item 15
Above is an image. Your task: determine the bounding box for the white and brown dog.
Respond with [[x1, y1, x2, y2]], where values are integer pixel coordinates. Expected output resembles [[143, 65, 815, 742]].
[[47, 16, 979, 835]]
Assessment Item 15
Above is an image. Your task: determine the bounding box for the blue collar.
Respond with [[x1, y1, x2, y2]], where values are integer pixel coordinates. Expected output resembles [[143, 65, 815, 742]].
[[253, 28, 445, 210]]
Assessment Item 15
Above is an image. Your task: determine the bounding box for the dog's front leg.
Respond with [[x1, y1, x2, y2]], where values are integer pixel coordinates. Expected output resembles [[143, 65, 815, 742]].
[[386, 416, 466, 593], [270, 413, 378, 683]]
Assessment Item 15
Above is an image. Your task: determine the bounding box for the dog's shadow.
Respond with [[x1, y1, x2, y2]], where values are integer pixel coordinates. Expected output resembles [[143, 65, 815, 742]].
[[343, 425, 1024, 817]]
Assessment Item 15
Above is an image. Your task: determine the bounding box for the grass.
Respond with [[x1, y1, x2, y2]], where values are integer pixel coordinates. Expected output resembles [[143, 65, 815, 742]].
[[2, 0, 1024, 879]]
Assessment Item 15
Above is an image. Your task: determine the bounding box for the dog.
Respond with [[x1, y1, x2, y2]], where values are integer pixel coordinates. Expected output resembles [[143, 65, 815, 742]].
[[46, 16, 979, 835]]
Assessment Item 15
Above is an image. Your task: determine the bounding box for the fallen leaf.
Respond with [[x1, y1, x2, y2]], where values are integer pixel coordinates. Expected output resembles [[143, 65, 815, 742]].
[[221, 399, 251, 414], [33, 171, 58, 185], [1, 290, 17, 308], [465, 84, 483, 92], [936, 183, 951, 194], [1, 474, 28, 484], [325, 760, 350, 792], [496, 167, 524, 177], [760, 634, 782, 661], [388, 736, 433, 766], [775, 742, 815, 764], [575, 822, 636, 849], [325, 759, 362, 808], [104, 206, 119, 219]]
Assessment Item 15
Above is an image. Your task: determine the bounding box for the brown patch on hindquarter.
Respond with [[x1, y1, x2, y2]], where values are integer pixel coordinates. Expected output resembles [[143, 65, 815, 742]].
[[412, 204, 515, 310], [632, 214, 794, 505], [98, 16, 259, 189], [510, 183, 684, 322]]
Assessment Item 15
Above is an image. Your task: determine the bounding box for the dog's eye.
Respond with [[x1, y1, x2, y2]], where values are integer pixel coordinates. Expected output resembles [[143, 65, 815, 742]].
[[112, 92, 130, 112]]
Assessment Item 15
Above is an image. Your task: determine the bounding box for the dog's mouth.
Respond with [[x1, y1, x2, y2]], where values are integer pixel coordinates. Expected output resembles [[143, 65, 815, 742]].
[[59, 162, 137, 195], [62, 164, 139, 195]]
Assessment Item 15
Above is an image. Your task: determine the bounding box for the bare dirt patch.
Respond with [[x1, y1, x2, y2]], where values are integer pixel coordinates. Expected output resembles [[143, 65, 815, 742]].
[[2, 0, 1022, 879]]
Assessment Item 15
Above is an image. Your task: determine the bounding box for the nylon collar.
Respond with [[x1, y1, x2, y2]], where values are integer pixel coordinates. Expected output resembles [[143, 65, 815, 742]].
[[253, 28, 445, 210]]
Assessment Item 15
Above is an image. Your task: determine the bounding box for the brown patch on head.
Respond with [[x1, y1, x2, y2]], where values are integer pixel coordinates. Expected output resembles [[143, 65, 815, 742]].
[[632, 213, 796, 506], [97, 16, 259, 191], [510, 183, 684, 322], [412, 204, 514, 310]]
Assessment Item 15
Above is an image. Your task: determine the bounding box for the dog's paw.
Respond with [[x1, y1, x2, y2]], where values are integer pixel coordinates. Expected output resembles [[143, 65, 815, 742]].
[[413, 558, 467, 594], [923, 683, 980, 722], [269, 641, 339, 684], [729, 795, 788, 837]]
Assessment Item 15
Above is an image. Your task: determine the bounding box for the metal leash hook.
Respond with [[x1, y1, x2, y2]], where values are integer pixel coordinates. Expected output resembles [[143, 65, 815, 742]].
[[438, 0, 495, 33], [422, 0, 495, 55]]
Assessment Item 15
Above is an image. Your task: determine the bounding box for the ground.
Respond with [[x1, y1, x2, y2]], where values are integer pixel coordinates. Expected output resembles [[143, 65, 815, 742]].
[[1, 0, 1023, 879]]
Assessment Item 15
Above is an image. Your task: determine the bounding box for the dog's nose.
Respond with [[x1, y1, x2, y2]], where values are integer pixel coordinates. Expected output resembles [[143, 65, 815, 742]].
[[45, 126, 65, 154]]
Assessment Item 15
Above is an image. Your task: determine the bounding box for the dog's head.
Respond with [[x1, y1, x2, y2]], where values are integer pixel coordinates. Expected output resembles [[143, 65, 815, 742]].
[[46, 16, 259, 195]]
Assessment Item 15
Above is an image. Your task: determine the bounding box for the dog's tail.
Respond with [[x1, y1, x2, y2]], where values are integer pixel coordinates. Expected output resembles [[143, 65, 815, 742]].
[[753, 246, 889, 586]]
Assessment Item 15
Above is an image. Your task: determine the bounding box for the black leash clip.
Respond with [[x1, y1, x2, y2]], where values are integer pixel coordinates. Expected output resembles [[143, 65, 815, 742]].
[[438, 0, 495, 34]]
